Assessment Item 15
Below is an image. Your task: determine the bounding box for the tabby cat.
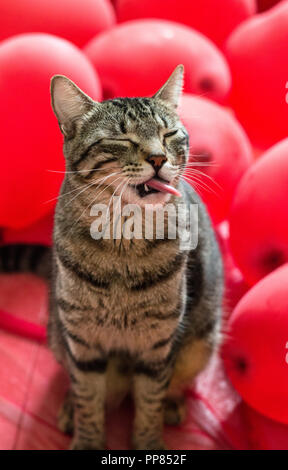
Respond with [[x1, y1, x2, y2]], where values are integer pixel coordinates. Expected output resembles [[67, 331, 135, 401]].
[[47, 65, 223, 450]]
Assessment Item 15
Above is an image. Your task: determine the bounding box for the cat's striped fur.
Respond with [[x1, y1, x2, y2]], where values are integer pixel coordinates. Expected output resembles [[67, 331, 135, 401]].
[[1, 66, 223, 450]]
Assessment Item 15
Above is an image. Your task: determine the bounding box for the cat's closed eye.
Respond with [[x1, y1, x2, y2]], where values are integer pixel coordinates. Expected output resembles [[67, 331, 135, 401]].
[[163, 130, 178, 139], [100, 138, 139, 150], [96, 139, 136, 155]]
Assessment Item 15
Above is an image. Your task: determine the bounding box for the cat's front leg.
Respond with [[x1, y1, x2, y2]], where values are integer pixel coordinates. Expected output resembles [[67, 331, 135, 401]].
[[132, 360, 172, 450], [67, 355, 107, 450]]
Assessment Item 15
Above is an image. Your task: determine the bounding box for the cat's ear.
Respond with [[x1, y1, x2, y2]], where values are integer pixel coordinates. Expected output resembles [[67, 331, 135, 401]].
[[50, 75, 97, 138], [153, 64, 184, 109]]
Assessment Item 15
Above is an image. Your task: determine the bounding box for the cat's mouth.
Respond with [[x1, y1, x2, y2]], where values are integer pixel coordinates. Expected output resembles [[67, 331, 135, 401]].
[[135, 183, 159, 198], [132, 176, 181, 199]]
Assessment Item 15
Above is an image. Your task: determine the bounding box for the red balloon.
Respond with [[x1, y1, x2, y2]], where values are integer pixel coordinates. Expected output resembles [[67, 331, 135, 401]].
[[84, 20, 231, 103], [0, 0, 115, 48], [257, 0, 283, 12], [229, 138, 288, 286], [179, 94, 253, 223], [225, 1, 288, 149], [216, 222, 250, 316], [116, 0, 256, 49], [222, 263, 288, 424], [3, 211, 54, 247], [0, 33, 102, 229], [243, 405, 288, 450]]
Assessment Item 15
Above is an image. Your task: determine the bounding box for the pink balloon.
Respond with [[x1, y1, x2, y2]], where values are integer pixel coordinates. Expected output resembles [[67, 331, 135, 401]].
[[84, 20, 231, 103], [229, 138, 288, 286], [3, 211, 54, 246], [116, 0, 256, 48], [216, 222, 250, 316], [222, 263, 288, 424], [179, 94, 253, 223], [0, 33, 102, 229], [0, 0, 115, 48], [257, 0, 282, 12], [243, 405, 288, 450], [226, 1, 288, 149]]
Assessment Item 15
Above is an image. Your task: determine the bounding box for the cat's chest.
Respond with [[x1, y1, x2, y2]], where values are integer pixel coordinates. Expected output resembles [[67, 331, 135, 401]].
[[56, 239, 184, 355], [97, 319, 176, 356], [63, 285, 180, 356]]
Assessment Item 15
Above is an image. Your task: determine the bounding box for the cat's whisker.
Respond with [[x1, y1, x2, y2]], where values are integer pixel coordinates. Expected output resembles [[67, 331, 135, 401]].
[[180, 174, 206, 194], [43, 171, 122, 205], [47, 166, 119, 174], [93, 175, 124, 207], [102, 178, 127, 240], [90, 175, 125, 225], [186, 150, 215, 157], [181, 176, 202, 193], [182, 175, 214, 195], [66, 175, 124, 236], [113, 177, 132, 237], [182, 167, 220, 185], [90, 172, 123, 196], [180, 174, 220, 197], [185, 153, 214, 158], [184, 168, 222, 191], [180, 162, 217, 168], [62, 173, 120, 210], [118, 178, 133, 247], [43, 181, 94, 205], [121, 177, 132, 206], [105, 177, 127, 219], [185, 162, 218, 170], [118, 177, 130, 207]]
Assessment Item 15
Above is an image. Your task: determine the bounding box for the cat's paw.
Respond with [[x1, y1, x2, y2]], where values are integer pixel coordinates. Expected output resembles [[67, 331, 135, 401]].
[[69, 438, 105, 450], [58, 392, 74, 435], [132, 438, 167, 451], [164, 396, 186, 426]]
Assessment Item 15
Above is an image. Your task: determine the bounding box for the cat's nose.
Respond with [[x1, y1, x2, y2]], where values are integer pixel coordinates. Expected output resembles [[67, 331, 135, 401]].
[[146, 153, 167, 172]]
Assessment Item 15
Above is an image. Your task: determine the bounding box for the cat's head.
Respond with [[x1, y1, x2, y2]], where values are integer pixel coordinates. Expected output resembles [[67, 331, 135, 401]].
[[50, 65, 189, 207]]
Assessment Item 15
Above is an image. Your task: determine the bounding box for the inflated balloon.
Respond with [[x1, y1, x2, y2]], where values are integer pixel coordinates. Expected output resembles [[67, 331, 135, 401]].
[[84, 20, 231, 103], [243, 405, 288, 450], [216, 222, 250, 315], [257, 0, 282, 12], [0, 33, 102, 229], [3, 211, 54, 246], [116, 0, 256, 48], [0, 0, 115, 48], [179, 94, 253, 223], [222, 264, 288, 424], [226, 1, 288, 149], [224, 258, 250, 315], [229, 138, 288, 286]]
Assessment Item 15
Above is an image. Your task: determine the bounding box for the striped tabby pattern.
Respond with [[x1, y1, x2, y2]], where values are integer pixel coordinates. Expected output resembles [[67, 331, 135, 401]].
[[48, 66, 223, 450]]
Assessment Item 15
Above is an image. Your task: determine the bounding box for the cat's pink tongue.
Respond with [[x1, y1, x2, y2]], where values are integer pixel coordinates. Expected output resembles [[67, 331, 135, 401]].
[[146, 178, 181, 197]]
